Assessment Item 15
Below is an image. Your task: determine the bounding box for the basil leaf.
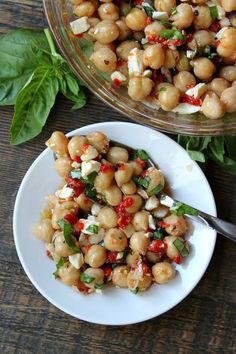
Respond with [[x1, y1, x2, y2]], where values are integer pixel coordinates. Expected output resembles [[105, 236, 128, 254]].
[[159, 28, 186, 41], [10, 66, 59, 145], [94, 283, 105, 289], [225, 135, 236, 160], [149, 184, 163, 196], [80, 273, 95, 284], [70, 170, 97, 184], [209, 136, 225, 163], [173, 239, 189, 257], [153, 228, 165, 240], [209, 6, 219, 20], [195, 45, 217, 59], [58, 73, 86, 110], [57, 219, 81, 253], [84, 185, 97, 200], [53, 257, 65, 278], [133, 149, 149, 161], [86, 224, 99, 234], [170, 201, 198, 216], [159, 86, 167, 92], [130, 287, 139, 294], [86, 171, 98, 184], [0, 29, 50, 106], [133, 175, 151, 189], [170, 7, 177, 16], [143, 5, 154, 18]]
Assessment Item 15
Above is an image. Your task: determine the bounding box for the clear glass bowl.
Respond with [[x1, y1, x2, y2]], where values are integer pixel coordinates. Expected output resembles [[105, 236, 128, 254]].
[[43, 0, 236, 136]]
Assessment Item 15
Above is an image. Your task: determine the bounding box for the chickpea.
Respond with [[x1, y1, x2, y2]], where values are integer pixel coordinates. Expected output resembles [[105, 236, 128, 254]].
[[125, 194, 143, 213], [121, 180, 137, 195], [171, 4, 194, 29], [85, 245, 107, 267], [91, 47, 117, 74], [232, 80, 236, 87], [74, 1, 96, 17], [104, 228, 127, 251], [76, 192, 92, 212], [68, 135, 88, 159], [112, 265, 129, 288], [146, 251, 161, 263], [127, 270, 152, 291], [94, 41, 116, 52], [143, 44, 165, 70], [115, 163, 133, 186], [88, 17, 100, 27], [164, 235, 181, 259], [219, 66, 236, 82], [129, 160, 143, 176], [154, 0, 176, 15], [152, 262, 175, 284], [144, 21, 165, 38], [52, 201, 78, 229], [98, 3, 119, 21], [125, 8, 147, 31], [54, 156, 72, 177], [146, 167, 165, 195], [94, 20, 119, 44], [104, 184, 123, 206], [163, 214, 188, 237], [132, 211, 149, 231], [83, 268, 104, 288], [128, 77, 154, 101], [176, 51, 191, 72], [116, 19, 132, 41], [97, 207, 118, 228], [202, 92, 226, 119], [192, 0, 207, 3], [107, 146, 129, 164], [94, 167, 114, 191], [54, 232, 75, 257], [173, 71, 196, 93], [222, 0, 236, 12], [194, 30, 214, 48], [45, 131, 69, 157], [230, 13, 236, 28], [217, 28, 236, 58], [116, 40, 140, 61], [164, 49, 179, 69], [193, 5, 212, 30], [207, 78, 230, 97], [220, 87, 236, 112], [87, 131, 109, 153], [58, 263, 80, 285], [130, 231, 150, 255], [126, 252, 141, 267], [33, 219, 54, 243], [158, 84, 181, 111], [192, 58, 215, 81]]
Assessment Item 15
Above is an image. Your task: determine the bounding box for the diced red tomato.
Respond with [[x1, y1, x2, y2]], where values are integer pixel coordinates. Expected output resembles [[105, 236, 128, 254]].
[[186, 33, 193, 43], [75, 222, 85, 232], [72, 187, 84, 198], [135, 158, 146, 169], [174, 255, 182, 264], [103, 266, 112, 277], [140, 170, 148, 178], [64, 213, 78, 225], [146, 17, 152, 25], [159, 221, 170, 228], [148, 240, 167, 254], [85, 245, 91, 252], [100, 164, 112, 173], [142, 263, 150, 274], [210, 21, 221, 33], [74, 156, 82, 163], [65, 176, 85, 189], [181, 94, 201, 106], [117, 60, 126, 68], [107, 252, 118, 263], [74, 33, 83, 38], [77, 280, 90, 294], [119, 164, 126, 171]]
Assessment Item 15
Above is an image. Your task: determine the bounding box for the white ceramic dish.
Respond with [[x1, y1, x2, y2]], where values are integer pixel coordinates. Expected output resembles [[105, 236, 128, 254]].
[[13, 122, 217, 325]]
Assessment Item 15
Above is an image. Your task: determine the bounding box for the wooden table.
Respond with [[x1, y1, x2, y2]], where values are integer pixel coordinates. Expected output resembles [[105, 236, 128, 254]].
[[1, 1, 236, 353]]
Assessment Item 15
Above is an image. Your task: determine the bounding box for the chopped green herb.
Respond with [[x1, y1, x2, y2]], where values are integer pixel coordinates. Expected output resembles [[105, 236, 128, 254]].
[[111, 263, 117, 269], [170, 7, 177, 16], [94, 283, 105, 289], [84, 185, 97, 200], [209, 5, 219, 20], [70, 170, 97, 184], [53, 257, 65, 278], [133, 149, 149, 161], [196, 45, 217, 59], [98, 240, 105, 247], [159, 28, 186, 41], [143, 5, 154, 18], [149, 184, 163, 196], [170, 201, 198, 216], [130, 287, 139, 294], [153, 228, 165, 240], [86, 171, 98, 184], [80, 273, 95, 284], [159, 86, 167, 92], [86, 224, 99, 234], [133, 175, 151, 189], [57, 219, 81, 253], [173, 239, 189, 257]]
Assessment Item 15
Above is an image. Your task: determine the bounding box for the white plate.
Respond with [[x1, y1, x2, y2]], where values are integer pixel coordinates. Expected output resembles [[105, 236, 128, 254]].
[[13, 122, 216, 325]]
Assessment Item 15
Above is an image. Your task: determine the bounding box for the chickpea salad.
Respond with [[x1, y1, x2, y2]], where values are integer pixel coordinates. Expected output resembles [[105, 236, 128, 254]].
[[33, 131, 191, 295], [69, 0, 236, 119]]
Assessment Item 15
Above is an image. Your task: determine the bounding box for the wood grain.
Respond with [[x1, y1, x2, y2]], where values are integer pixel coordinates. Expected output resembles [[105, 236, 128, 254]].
[[0, 1, 236, 354]]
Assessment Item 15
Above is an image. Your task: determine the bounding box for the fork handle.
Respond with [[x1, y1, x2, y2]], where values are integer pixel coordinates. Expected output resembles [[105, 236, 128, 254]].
[[190, 212, 236, 242]]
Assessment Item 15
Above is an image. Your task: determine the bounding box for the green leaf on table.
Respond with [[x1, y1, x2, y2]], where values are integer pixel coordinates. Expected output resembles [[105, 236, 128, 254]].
[[209, 136, 225, 163], [10, 65, 59, 145], [59, 74, 86, 110], [225, 135, 236, 160], [0, 29, 50, 106]]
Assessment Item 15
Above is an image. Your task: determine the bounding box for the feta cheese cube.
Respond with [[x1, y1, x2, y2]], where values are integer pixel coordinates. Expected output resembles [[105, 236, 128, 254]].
[[79, 219, 100, 235], [81, 145, 99, 161], [69, 254, 84, 270], [172, 103, 201, 114], [152, 11, 169, 21], [81, 160, 101, 178], [91, 203, 102, 216], [128, 48, 144, 77], [186, 50, 196, 59], [137, 187, 149, 199], [70, 17, 90, 35], [56, 185, 74, 199], [145, 196, 159, 211], [141, 38, 148, 45], [111, 71, 127, 82], [185, 83, 207, 99], [71, 161, 81, 169], [143, 69, 152, 78], [220, 17, 230, 28], [216, 6, 225, 20], [148, 214, 156, 230]]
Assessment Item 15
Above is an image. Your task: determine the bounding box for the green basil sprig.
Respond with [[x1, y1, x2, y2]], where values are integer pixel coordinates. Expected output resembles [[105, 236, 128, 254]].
[[57, 219, 81, 253]]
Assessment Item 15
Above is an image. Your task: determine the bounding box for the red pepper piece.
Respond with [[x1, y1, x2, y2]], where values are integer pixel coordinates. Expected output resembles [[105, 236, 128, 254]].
[[64, 213, 78, 225], [135, 158, 146, 169], [65, 176, 85, 189], [103, 267, 112, 277], [72, 187, 84, 198], [85, 245, 91, 252], [113, 78, 122, 88], [148, 240, 167, 254], [118, 213, 133, 229], [119, 164, 126, 170], [174, 255, 182, 264], [146, 17, 152, 25], [74, 156, 82, 163], [210, 21, 221, 33], [117, 60, 126, 68], [100, 163, 112, 173], [142, 263, 150, 274], [159, 221, 170, 228], [140, 170, 148, 178], [181, 94, 201, 106], [75, 222, 85, 232], [107, 252, 118, 263], [186, 33, 193, 43], [74, 33, 83, 38]]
